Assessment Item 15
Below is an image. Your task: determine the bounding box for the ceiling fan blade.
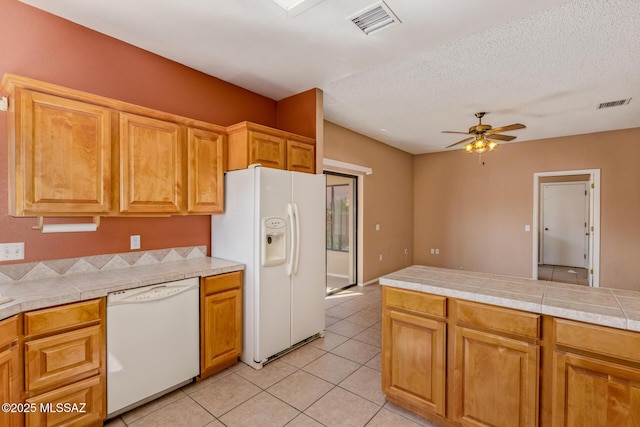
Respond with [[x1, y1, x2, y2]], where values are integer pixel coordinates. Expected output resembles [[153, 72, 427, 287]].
[[445, 136, 474, 148], [485, 133, 516, 141], [488, 123, 526, 133], [441, 131, 472, 135]]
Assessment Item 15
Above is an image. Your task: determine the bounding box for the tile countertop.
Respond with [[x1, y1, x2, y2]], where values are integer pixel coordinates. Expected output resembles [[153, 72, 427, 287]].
[[380, 265, 640, 333], [0, 257, 244, 321]]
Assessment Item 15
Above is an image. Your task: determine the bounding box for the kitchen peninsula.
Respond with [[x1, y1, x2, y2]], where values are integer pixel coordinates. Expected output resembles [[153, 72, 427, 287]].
[[380, 265, 640, 427]]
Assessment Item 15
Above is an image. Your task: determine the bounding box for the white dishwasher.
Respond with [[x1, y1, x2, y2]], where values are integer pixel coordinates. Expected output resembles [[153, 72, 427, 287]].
[[106, 277, 199, 418]]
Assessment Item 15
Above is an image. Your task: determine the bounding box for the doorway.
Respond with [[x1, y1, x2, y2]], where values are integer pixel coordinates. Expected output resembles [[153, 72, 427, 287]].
[[540, 181, 589, 268], [532, 169, 600, 287], [325, 172, 357, 294]]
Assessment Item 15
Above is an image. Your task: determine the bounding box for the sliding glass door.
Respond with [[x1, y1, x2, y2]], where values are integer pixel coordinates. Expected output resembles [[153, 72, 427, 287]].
[[325, 172, 357, 294]]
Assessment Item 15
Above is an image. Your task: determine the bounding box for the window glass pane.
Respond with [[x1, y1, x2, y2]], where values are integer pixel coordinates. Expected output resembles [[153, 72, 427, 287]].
[[326, 184, 349, 252]]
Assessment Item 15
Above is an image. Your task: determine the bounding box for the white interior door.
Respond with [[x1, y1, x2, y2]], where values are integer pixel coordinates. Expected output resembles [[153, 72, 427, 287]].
[[290, 171, 326, 345], [541, 182, 588, 268]]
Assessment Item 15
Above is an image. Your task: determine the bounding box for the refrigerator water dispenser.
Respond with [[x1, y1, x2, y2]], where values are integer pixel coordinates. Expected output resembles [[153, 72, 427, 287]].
[[261, 217, 286, 266]]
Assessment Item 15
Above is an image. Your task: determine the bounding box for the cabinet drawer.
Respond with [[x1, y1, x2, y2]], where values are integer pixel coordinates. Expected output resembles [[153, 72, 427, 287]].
[[555, 319, 640, 363], [26, 374, 104, 427], [457, 300, 540, 339], [0, 315, 19, 348], [202, 271, 242, 295], [384, 287, 446, 318], [25, 325, 102, 393], [24, 299, 101, 337]]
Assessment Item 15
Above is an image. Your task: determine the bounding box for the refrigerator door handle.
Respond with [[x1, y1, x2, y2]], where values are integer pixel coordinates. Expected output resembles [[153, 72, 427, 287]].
[[293, 202, 301, 276], [287, 203, 295, 277]]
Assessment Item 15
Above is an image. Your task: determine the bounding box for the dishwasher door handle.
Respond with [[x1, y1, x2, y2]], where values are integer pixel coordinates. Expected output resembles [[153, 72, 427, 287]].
[[107, 283, 198, 306]]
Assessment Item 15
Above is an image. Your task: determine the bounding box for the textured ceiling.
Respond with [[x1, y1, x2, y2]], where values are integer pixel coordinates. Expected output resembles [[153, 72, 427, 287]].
[[20, 0, 640, 154]]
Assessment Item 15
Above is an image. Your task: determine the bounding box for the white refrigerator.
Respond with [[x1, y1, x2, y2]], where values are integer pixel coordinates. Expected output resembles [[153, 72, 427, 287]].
[[212, 166, 326, 369]]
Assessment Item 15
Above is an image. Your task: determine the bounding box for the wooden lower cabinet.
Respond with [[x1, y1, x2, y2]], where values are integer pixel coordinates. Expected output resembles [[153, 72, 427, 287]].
[[0, 316, 22, 427], [25, 376, 103, 427], [454, 327, 539, 427], [382, 287, 446, 417], [552, 319, 640, 426], [552, 351, 640, 426], [23, 299, 106, 427], [200, 271, 243, 379]]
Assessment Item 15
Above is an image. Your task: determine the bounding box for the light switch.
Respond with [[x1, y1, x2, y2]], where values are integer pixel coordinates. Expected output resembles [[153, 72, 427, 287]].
[[525, 225, 531, 232], [0, 242, 24, 261]]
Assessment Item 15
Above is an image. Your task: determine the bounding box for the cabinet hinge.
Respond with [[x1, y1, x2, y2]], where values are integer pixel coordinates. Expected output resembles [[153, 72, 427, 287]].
[[590, 269, 594, 275], [0, 96, 8, 112], [591, 183, 595, 189]]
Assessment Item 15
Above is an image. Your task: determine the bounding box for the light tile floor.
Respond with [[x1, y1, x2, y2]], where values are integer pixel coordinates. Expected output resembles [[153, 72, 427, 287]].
[[538, 264, 589, 286], [105, 283, 441, 427]]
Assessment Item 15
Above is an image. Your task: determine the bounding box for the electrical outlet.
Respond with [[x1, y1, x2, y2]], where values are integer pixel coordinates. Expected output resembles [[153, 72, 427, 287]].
[[379, 254, 383, 262], [435, 248, 440, 255], [430, 248, 435, 255], [525, 225, 531, 232], [375, 224, 380, 231], [130, 235, 141, 250], [0, 242, 24, 261]]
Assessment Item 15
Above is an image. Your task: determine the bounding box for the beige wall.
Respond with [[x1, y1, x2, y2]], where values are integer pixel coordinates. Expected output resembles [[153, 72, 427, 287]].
[[324, 121, 414, 284], [414, 127, 640, 291]]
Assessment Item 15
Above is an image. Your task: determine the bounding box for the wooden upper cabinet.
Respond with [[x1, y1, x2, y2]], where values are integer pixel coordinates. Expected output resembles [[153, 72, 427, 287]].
[[8, 89, 111, 216], [187, 128, 225, 214], [287, 139, 315, 173], [2, 74, 226, 218], [227, 121, 316, 173], [119, 112, 183, 214]]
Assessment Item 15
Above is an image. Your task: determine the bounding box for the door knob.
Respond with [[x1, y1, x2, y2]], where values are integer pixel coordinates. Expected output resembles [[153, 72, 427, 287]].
[[545, 228, 549, 231]]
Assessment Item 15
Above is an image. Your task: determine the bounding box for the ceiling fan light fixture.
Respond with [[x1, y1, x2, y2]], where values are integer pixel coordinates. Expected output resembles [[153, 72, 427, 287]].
[[464, 135, 498, 154]]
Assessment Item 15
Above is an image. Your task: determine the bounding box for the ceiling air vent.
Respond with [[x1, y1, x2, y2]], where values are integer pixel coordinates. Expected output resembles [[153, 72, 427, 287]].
[[597, 98, 631, 109], [349, 1, 400, 35]]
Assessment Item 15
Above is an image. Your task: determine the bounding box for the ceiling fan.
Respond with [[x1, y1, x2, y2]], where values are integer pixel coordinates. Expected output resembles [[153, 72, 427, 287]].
[[443, 112, 526, 154]]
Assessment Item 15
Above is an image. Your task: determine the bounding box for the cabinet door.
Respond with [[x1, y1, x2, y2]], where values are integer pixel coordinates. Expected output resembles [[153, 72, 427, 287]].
[[202, 288, 242, 376], [382, 308, 446, 417], [25, 375, 104, 427], [553, 351, 640, 426], [119, 113, 183, 213], [0, 346, 22, 427], [12, 90, 111, 216], [454, 327, 539, 427], [287, 140, 315, 173], [187, 128, 224, 214], [248, 131, 286, 169]]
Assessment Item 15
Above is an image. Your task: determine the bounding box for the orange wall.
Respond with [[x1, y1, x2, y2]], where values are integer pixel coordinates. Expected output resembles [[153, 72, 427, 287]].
[[276, 89, 318, 139], [414, 127, 640, 291], [324, 121, 414, 283], [0, 0, 280, 263]]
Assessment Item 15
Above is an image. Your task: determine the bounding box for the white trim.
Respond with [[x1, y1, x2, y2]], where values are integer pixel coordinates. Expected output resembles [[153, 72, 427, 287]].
[[323, 158, 372, 175], [358, 277, 381, 287], [532, 169, 600, 287]]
